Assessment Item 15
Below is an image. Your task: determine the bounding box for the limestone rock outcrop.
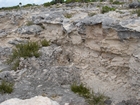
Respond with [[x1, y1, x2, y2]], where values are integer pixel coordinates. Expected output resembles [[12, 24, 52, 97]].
[[0, 2, 139, 105], [0, 96, 59, 105]]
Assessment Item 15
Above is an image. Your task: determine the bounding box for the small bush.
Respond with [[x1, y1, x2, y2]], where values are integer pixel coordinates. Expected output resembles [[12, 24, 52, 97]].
[[7, 41, 40, 70], [43, 1, 55, 7], [0, 81, 14, 94], [91, 0, 97, 2], [22, 4, 33, 8], [100, 0, 103, 2], [112, 1, 124, 5], [110, 0, 113, 3], [132, 9, 140, 17], [71, 83, 108, 105], [40, 39, 50, 47], [12, 59, 20, 70], [71, 83, 90, 98], [102, 6, 115, 13], [43, 2, 52, 7], [88, 93, 107, 105]]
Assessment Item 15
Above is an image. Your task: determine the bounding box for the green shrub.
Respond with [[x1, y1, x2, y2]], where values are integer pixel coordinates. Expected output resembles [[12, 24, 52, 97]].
[[7, 41, 40, 70], [65, 0, 88, 3], [43, 2, 52, 7], [91, 0, 98, 2], [22, 4, 33, 8], [13, 41, 40, 58], [71, 83, 90, 98], [112, 1, 124, 4], [110, 0, 113, 3], [12, 59, 20, 70], [71, 83, 108, 105], [0, 81, 14, 94], [40, 39, 50, 47], [102, 6, 115, 13], [43, 1, 55, 7], [0, 5, 19, 11], [132, 9, 140, 17], [88, 93, 107, 105]]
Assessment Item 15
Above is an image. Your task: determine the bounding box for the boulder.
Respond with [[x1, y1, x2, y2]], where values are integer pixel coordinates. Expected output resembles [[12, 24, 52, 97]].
[[0, 96, 59, 105], [32, 11, 64, 24], [129, 2, 140, 8]]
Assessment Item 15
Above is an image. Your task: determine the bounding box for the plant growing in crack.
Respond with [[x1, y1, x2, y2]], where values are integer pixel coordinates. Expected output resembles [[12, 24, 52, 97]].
[[7, 41, 40, 70], [0, 80, 14, 94], [71, 83, 108, 105]]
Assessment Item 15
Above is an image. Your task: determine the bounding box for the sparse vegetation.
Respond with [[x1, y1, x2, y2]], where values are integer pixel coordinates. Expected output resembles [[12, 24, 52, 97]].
[[71, 83, 90, 98], [0, 5, 19, 11], [12, 59, 20, 70], [132, 9, 140, 17], [0, 80, 14, 94], [110, 0, 113, 3], [88, 12, 96, 17], [88, 92, 107, 105], [112, 1, 124, 4], [37, 23, 45, 29], [22, 4, 34, 8], [71, 83, 108, 105], [0, 3, 38, 11], [26, 21, 34, 26], [101, 6, 115, 13], [43, 1, 55, 7], [40, 39, 50, 47], [64, 13, 72, 18], [7, 41, 40, 70]]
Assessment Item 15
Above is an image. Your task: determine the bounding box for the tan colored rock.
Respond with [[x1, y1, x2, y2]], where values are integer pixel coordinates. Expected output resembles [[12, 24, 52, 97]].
[[71, 34, 82, 44]]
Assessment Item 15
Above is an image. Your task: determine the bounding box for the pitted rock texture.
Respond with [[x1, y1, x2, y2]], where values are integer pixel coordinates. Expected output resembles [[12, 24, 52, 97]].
[[0, 2, 139, 105], [0, 45, 86, 105]]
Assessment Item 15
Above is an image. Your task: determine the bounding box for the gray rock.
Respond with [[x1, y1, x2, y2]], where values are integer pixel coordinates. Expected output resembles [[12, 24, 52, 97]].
[[116, 101, 126, 105], [0, 71, 14, 82], [8, 38, 27, 45], [16, 25, 43, 35], [116, 98, 140, 105], [10, 13, 24, 25], [0, 45, 86, 105], [104, 99, 112, 105], [129, 2, 140, 8], [0, 29, 7, 38], [32, 11, 64, 24]]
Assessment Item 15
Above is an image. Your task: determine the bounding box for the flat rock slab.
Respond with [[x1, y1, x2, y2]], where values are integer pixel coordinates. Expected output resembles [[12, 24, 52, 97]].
[[0, 96, 59, 105]]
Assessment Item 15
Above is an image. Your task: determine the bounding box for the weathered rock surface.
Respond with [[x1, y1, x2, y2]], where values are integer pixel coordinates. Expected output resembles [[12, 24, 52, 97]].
[[129, 2, 140, 8], [0, 45, 86, 105], [0, 1, 140, 105], [16, 25, 43, 35], [0, 96, 59, 105]]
